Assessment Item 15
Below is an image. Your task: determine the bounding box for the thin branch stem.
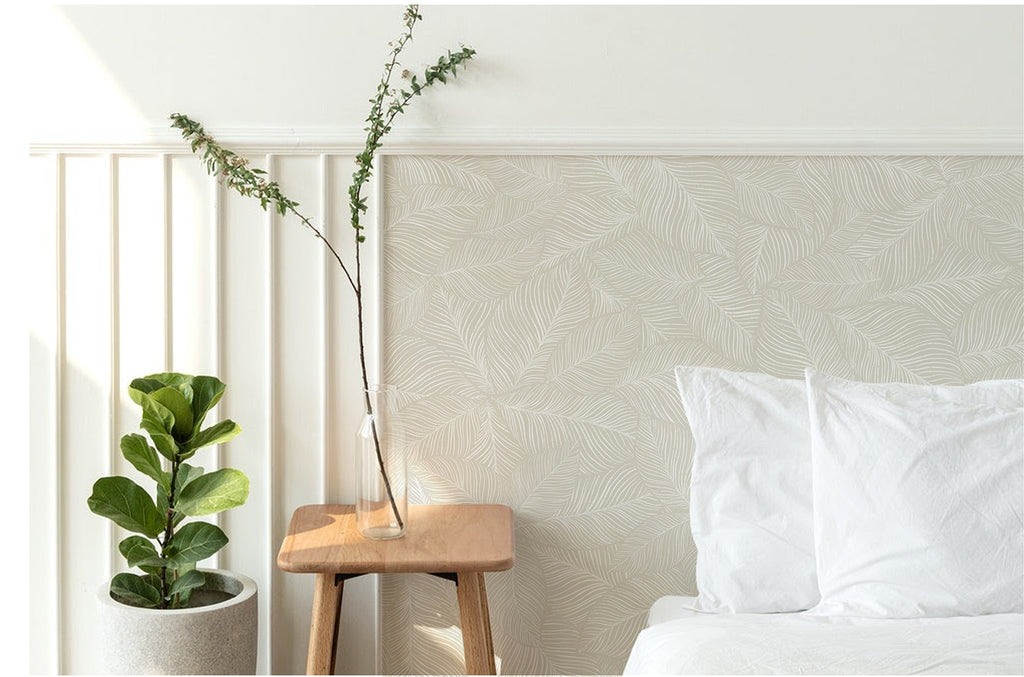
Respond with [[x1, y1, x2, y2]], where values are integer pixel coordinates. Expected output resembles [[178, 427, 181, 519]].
[[170, 3, 476, 534], [288, 206, 358, 294]]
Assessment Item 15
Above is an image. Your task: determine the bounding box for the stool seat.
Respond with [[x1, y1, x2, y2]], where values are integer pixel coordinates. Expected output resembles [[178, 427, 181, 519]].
[[278, 503, 515, 574]]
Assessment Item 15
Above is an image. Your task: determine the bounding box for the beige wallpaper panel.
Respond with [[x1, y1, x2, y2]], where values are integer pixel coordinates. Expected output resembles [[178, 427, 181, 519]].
[[379, 155, 1023, 674]]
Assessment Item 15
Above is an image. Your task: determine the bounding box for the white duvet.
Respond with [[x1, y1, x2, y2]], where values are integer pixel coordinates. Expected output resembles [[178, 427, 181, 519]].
[[624, 597, 1023, 675]]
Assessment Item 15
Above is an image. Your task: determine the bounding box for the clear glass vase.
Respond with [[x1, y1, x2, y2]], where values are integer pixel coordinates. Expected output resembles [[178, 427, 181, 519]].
[[355, 385, 407, 539]]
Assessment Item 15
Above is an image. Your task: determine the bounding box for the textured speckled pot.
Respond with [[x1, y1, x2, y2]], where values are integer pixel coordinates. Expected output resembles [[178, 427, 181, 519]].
[[96, 568, 257, 675]]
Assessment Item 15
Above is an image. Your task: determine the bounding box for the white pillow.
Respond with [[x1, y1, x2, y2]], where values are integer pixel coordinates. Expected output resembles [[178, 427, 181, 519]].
[[675, 366, 819, 613], [806, 369, 1024, 617]]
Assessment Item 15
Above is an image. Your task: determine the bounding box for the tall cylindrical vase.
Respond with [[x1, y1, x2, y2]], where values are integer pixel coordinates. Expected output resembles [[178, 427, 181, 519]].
[[355, 385, 407, 539]]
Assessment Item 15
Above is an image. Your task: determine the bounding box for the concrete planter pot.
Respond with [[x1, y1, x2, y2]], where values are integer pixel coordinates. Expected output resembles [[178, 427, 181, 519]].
[[96, 568, 258, 675]]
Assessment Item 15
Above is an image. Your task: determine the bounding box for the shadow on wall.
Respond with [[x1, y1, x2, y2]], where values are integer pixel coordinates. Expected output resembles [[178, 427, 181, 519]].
[[49, 5, 401, 135], [31, 329, 115, 674]]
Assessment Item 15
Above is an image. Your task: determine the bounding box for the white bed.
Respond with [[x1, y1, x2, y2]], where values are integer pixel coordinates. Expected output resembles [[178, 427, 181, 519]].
[[624, 596, 1024, 675]]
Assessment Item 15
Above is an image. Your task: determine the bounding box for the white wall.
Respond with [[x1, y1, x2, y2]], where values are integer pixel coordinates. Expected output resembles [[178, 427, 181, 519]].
[[29, 4, 1024, 145], [24, 3, 1023, 676]]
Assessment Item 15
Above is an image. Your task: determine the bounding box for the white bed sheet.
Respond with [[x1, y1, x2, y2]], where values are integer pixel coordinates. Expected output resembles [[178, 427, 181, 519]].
[[625, 596, 1023, 675]]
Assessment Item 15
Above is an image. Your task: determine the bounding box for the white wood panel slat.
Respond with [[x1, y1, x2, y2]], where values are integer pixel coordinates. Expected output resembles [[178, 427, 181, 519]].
[[266, 153, 278, 675], [320, 153, 330, 505], [169, 156, 224, 560], [271, 155, 327, 674], [115, 155, 169, 572], [326, 154, 381, 675], [62, 155, 113, 674], [55, 154, 67, 677], [327, 154, 360, 507], [117, 156, 168, 431], [220, 152, 273, 675], [107, 154, 121, 574], [209, 172, 224, 564], [162, 154, 173, 371], [29, 154, 60, 676], [169, 156, 217, 376]]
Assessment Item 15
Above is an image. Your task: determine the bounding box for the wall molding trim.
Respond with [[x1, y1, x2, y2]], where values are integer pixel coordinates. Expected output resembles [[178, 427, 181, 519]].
[[29, 126, 1024, 155]]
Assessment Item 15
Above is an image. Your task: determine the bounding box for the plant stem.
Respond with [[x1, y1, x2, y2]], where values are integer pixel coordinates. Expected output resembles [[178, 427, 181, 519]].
[[170, 5, 475, 534], [355, 257, 404, 529], [159, 459, 180, 610], [289, 206, 358, 294]]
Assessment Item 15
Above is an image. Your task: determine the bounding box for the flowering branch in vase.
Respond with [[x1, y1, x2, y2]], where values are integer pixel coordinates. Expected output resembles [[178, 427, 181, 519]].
[[170, 4, 476, 530]]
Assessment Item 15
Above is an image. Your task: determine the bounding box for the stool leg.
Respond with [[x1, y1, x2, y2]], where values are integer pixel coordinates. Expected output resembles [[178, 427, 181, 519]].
[[307, 573, 344, 675], [456, 571, 496, 675], [476, 573, 496, 674]]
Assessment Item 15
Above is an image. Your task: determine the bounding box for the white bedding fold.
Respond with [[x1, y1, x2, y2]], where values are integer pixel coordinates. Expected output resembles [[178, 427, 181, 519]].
[[625, 596, 1023, 675]]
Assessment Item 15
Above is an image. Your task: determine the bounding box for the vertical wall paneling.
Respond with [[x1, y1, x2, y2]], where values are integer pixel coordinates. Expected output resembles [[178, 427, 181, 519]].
[[28, 154, 60, 675], [62, 155, 113, 674], [220, 152, 273, 674], [34, 149, 400, 675], [271, 155, 328, 674]]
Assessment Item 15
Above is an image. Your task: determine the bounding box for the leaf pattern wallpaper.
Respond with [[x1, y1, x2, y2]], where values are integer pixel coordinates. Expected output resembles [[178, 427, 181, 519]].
[[378, 155, 1023, 675]]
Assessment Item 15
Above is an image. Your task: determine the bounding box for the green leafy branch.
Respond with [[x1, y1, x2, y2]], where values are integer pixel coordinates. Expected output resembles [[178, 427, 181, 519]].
[[349, 5, 476, 240], [169, 113, 358, 294], [170, 5, 475, 531]]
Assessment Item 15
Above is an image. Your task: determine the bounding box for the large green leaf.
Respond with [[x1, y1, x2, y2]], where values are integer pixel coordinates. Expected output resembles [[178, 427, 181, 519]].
[[88, 477, 165, 537], [176, 468, 249, 516], [169, 569, 206, 598], [175, 561, 196, 577], [174, 562, 198, 606], [120, 434, 168, 490], [184, 419, 241, 454], [175, 463, 204, 491], [132, 389, 177, 441], [127, 377, 168, 395], [189, 376, 226, 432], [148, 431, 179, 462], [166, 521, 228, 566], [143, 372, 195, 388], [118, 535, 158, 568], [151, 387, 194, 441], [132, 555, 170, 569], [110, 572, 161, 608]]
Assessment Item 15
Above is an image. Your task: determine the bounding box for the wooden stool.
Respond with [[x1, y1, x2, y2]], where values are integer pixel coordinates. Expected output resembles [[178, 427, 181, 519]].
[[278, 503, 515, 675]]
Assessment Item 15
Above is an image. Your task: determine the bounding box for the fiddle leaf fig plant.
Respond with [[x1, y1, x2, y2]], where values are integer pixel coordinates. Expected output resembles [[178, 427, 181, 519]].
[[88, 372, 246, 609]]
